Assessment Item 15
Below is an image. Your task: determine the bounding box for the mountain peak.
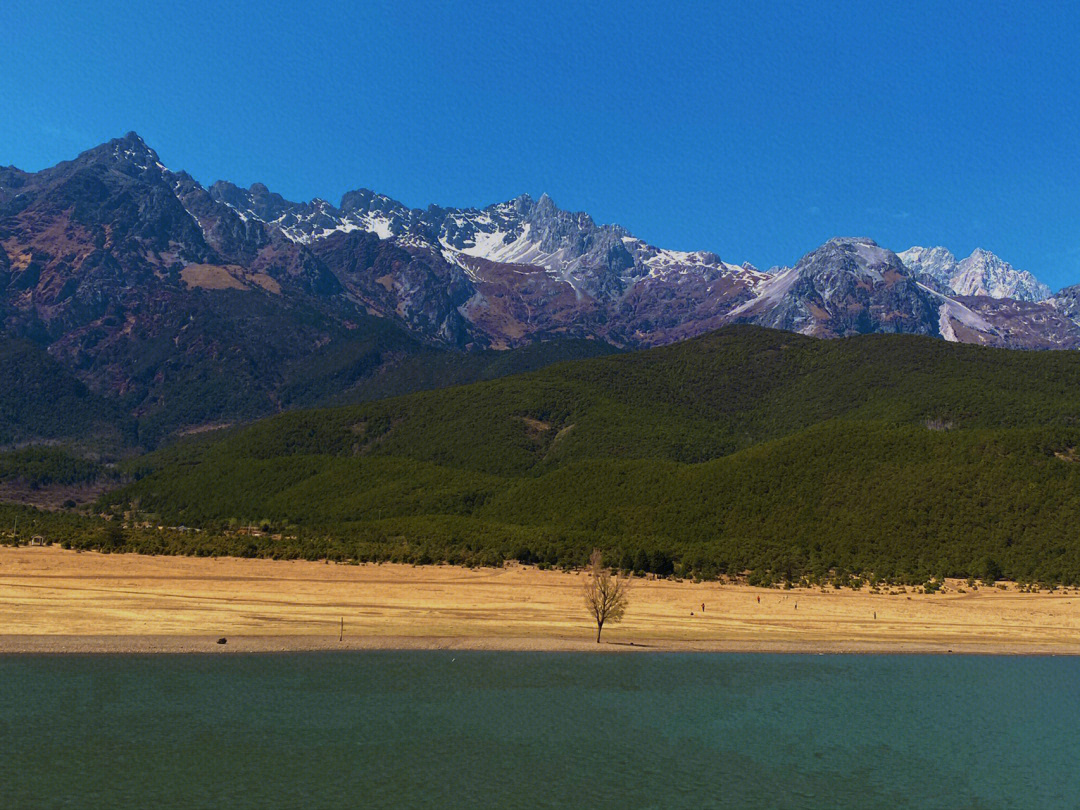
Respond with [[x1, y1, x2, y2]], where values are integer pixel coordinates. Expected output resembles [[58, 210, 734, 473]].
[[80, 131, 162, 171], [113, 131, 158, 160], [952, 249, 1050, 301], [728, 236, 937, 339], [897, 245, 1051, 302], [339, 188, 408, 217], [825, 236, 880, 248], [533, 192, 558, 214]]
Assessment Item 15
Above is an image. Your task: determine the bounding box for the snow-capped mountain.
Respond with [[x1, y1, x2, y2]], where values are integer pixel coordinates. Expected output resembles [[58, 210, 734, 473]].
[[720, 238, 1080, 350], [208, 181, 410, 243], [210, 184, 761, 304], [203, 180, 770, 347], [897, 246, 1051, 302], [953, 248, 1051, 301], [204, 167, 1072, 349], [727, 238, 941, 337]]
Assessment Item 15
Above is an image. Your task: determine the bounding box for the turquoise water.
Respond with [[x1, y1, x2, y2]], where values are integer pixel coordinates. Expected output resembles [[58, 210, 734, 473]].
[[2, 652, 1078, 809]]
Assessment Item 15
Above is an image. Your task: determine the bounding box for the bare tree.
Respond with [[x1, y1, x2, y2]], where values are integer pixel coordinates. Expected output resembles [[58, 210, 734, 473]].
[[583, 549, 631, 643]]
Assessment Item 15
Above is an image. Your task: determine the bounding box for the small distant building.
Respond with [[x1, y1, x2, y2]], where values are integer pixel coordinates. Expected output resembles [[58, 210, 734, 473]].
[[29, 535, 46, 546]]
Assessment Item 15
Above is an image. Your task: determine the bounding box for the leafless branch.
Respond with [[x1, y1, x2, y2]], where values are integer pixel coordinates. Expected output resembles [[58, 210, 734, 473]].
[[583, 549, 631, 643]]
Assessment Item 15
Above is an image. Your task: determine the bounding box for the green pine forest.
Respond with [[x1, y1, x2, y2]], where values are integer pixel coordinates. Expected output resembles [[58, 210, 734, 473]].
[[17, 324, 1066, 588]]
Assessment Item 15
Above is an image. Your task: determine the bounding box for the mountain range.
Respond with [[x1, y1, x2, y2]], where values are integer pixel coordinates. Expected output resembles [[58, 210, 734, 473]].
[[3, 132, 1080, 445]]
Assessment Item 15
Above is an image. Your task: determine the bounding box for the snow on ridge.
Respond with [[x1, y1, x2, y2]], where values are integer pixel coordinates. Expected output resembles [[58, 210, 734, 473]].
[[938, 303, 959, 342], [455, 224, 574, 272], [728, 265, 801, 316], [362, 213, 394, 240], [334, 211, 394, 240], [211, 185, 763, 289], [169, 178, 209, 241], [918, 282, 995, 340]]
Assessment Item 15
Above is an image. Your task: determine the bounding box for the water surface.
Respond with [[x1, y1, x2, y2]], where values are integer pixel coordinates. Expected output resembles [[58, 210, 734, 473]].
[[2, 652, 1077, 808]]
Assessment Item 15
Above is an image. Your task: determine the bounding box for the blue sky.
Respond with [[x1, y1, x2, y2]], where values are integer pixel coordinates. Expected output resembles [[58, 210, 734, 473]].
[[2, 1, 1078, 287]]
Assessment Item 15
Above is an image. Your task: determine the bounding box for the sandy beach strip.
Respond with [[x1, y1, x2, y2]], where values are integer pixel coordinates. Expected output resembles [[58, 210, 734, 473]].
[[2, 546, 1079, 655]]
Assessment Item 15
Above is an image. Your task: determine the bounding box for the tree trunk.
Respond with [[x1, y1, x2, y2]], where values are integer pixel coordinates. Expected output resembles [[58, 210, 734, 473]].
[[596, 620, 603, 643]]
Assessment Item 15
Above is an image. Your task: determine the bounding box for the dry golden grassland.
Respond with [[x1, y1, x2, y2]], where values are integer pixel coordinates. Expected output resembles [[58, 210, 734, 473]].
[[2, 546, 1079, 654]]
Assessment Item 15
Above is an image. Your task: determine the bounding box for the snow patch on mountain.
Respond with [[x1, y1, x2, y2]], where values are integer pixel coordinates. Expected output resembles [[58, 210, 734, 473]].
[[454, 223, 554, 267], [729, 265, 801, 316], [916, 282, 995, 342]]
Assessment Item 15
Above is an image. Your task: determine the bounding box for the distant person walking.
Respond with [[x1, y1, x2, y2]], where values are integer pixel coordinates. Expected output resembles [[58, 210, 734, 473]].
[[701, 602, 705, 613]]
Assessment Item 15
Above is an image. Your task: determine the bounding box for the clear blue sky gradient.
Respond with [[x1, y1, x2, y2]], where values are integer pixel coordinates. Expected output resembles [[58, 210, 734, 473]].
[[2, 1, 1078, 286]]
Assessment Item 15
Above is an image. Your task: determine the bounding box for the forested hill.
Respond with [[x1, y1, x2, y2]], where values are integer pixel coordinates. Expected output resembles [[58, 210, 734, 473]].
[[0, 337, 133, 449], [110, 326, 1080, 585]]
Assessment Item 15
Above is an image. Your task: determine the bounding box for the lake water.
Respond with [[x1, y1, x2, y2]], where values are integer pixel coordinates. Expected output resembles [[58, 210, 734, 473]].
[[2, 652, 1078, 809]]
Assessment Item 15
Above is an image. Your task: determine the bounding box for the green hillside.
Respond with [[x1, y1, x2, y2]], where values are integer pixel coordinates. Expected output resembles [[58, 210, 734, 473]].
[[0, 337, 134, 449], [106, 326, 1080, 584], [0, 319, 614, 453]]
